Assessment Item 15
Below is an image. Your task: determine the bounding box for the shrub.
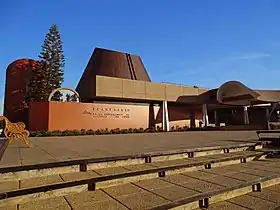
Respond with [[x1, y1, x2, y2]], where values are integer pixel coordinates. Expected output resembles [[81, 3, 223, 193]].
[[268, 122, 280, 130], [0, 120, 4, 129], [111, 128, 121, 134], [86, 129, 95, 135], [29, 124, 194, 137], [121, 129, 129, 134], [144, 128, 155, 133]]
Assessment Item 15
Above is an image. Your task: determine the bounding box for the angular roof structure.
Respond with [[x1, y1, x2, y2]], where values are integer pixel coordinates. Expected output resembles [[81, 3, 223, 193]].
[[76, 48, 151, 101]]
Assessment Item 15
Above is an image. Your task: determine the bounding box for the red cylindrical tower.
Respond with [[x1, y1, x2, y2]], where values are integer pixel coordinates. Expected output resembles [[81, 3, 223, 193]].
[[4, 59, 37, 123]]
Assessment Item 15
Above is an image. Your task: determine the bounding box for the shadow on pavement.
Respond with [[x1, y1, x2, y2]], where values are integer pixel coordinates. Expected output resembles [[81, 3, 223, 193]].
[[0, 138, 8, 162]]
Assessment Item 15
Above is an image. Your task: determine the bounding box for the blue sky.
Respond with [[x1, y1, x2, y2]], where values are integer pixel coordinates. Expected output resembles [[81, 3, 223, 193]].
[[1, 0, 280, 114]]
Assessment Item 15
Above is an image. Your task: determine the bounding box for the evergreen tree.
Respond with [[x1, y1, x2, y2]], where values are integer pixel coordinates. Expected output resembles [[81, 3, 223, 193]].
[[26, 61, 48, 102], [70, 94, 79, 102], [39, 24, 65, 101], [51, 90, 63, 101], [66, 93, 71, 102]]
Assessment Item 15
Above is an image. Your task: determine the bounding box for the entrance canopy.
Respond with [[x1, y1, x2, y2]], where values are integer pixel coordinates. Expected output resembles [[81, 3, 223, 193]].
[[177, 81, 280, 106], [217, 81, 280, 106]]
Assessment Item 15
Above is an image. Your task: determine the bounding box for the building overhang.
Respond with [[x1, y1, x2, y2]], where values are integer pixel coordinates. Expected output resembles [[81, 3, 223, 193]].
[[89, 75, 209, 104], [217, 81, 280, 106], [175, 81, 280, 107], [77, 73, 280, 107]]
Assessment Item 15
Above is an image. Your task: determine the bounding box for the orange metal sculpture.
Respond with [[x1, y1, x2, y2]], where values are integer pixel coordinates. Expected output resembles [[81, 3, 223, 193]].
[[0, 116, 31, 147]]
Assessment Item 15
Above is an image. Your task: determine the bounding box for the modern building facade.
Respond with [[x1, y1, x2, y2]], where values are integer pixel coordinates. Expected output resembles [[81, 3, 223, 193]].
[[4, 48, 280, 131]]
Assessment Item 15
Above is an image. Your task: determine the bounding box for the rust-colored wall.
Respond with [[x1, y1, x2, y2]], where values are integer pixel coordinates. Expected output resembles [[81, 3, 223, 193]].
[[29, 102, 49, 131], [4, 59, 37, 123], [29, 101, 203, 131], [48, 102, 152, 131]]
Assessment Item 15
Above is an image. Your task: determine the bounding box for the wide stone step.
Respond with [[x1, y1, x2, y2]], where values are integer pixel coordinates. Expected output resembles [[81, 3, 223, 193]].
[[0, 150, 270, 208], [198, 183, 280, 209], [153, 157, 280, 209], [0, 143, 261, 182], [2, 156, 280, 209]]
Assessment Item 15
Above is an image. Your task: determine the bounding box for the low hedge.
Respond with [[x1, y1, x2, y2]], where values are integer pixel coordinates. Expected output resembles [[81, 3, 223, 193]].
[[29, 125, 196, 137], [268, 122, 280, 130], [0, 120, 3, 137]]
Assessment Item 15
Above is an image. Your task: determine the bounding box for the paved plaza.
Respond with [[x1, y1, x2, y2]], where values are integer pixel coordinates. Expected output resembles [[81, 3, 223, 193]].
[[0, 131, 259, 168]]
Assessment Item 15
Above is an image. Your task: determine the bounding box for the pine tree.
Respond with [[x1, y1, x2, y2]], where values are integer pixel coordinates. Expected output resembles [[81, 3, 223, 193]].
[[65, 93, 78, 102], [66, 93, 71, 102], [26, 61, 48, 102], [70, 94, 79, 102], [39, 24, 65, 101]]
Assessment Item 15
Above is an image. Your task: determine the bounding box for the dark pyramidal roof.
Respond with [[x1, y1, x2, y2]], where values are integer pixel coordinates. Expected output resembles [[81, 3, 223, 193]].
[[76, 48, 151, 101]]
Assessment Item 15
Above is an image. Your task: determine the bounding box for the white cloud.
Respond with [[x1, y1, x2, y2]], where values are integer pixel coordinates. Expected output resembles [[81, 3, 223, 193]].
[[183, 52, 271, 77], [178, 51, 276, 89], [226, 52, 271, 61]]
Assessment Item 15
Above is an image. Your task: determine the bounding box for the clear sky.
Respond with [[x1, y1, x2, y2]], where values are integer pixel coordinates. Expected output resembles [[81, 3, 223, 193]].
[[1, 0, 280, 114]]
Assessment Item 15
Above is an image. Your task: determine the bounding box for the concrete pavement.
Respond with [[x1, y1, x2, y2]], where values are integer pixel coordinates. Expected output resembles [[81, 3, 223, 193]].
[[0, 131, 259, 168]]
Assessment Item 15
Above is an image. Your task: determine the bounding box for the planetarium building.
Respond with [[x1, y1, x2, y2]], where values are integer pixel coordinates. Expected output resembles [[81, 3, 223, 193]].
[[4, 48, 280, 131]]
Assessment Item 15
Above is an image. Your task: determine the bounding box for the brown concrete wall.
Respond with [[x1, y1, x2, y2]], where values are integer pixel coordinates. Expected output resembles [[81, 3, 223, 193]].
[[122, 80, 146, 99], [96, 76, 123, 98], [155, 105, 202, 128], [95, 75, 209, 102], [28, 101, 203, 131]]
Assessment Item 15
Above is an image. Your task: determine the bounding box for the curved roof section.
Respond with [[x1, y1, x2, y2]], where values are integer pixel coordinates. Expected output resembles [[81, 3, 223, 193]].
[[217, 81, 280, 106], [177, 81, 280, 106]]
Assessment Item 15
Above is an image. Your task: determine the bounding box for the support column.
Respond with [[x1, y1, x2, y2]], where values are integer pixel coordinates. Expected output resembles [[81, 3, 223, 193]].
[[162, 101, 170, 131], [202, 104, 209, 127], [190, 109, 196, 128], [265, 108, 270, 122], [269, 103, 277, 121], [162, 103, 165, 130], [214, 110, 219, 127], [244, 106, 249, 125], [148, 103, 155, 129]]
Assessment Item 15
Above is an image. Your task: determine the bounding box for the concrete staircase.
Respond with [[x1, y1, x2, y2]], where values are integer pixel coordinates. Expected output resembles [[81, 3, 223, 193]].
[[1, 142, 280, 209]]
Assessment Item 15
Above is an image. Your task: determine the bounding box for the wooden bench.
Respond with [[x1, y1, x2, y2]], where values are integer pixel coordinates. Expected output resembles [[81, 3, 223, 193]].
[[0, 116, 32, 147], [256, 130, 280, 137], [256, 130, 280, 147]]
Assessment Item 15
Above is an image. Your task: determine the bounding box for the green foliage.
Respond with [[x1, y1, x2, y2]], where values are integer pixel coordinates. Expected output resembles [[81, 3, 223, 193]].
[[26, 24, 65, 103], [66, 93, 79, 102], [39, 24, 65, 101], [70, 94, 79, 102], [0, 120, 4, 129], [268, 122, 280, 130], [0, 120, 3, 136], [66, 94, 71, 102], [26, 61, 48, 102], [29, 126, 191, 137], [51, 91, 63, 101]]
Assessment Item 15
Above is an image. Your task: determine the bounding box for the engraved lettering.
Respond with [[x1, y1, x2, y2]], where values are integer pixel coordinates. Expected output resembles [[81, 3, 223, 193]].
[[82, 106, 131, 119]]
